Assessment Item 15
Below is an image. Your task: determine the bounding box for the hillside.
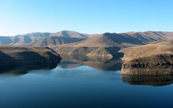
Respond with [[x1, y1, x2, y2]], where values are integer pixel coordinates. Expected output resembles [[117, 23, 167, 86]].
[[1, 31, 173, 59], [29, 37, 86, 46], [52, 31, 173, 58], [0, 33, 50, 45], [120, 31, 173, 44], [120, 40, 173, 75], [0, 45, 61, 67], [0, 30, 89, 46]]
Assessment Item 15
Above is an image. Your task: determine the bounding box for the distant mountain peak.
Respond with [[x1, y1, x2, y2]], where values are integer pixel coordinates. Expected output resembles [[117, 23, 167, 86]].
[[102, 32, 119, 36]]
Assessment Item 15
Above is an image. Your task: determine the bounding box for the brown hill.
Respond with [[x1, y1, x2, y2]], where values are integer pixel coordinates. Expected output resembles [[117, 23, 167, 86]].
[[0, 45, 61, 67], [0, 30, 89, 46], [1, 31, 173, 47], [52, 31, 173, 57], [29, 37, 86, 46], [49, 30, 88, 38], [55, 31, 173, 47], [0, 33, 50, 45], [120, 40, 173, 75], [120, 31, 173, 43]]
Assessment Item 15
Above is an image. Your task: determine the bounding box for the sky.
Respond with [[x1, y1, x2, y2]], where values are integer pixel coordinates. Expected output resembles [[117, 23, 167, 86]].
[[0, 0, 173, 36]]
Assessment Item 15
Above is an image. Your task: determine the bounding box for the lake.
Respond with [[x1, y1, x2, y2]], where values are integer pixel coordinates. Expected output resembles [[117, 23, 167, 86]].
[[0, 56, 173, 108]]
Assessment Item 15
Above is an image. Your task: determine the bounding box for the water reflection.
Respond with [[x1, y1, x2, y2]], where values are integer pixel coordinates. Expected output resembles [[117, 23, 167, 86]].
[[58, 54, 122, 71], [1, 55, 173, 108], [58, 61, 82, 68], [1, 54, 173, 87], [0, 63, 58, 75], [122, 74, 173, 86]]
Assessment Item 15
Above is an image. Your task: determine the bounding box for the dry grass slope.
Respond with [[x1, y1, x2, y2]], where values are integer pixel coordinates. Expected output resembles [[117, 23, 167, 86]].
[[120, 40, 173, 75], [52, 31, 173, 58], [0, 45, 61, 67]]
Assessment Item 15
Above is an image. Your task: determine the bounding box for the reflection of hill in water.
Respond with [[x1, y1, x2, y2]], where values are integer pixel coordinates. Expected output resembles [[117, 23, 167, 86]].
[[57, 61, 82, 68], [122, 74, 173, 86], [58, 54, 122, 71], [0, 63, 58, 76]]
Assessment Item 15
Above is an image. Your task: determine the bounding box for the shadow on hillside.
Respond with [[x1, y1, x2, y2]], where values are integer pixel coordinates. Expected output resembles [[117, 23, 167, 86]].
[[0, 50, 61, 75]]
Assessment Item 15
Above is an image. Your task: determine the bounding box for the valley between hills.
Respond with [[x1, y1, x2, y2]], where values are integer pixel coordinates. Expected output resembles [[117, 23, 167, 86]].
[[1, 30, 173, 75]]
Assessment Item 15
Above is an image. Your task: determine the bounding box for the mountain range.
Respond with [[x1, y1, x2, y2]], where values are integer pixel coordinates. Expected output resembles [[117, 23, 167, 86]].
[[1, 30, 173, 75], [0, 30, 90, 46], [51, 31, 173, 58], [1, 31, 173, 47], [1, 30, 173, 59]]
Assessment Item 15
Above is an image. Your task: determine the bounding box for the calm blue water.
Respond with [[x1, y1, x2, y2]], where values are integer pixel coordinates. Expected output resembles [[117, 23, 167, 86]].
[[0, 60, 173, 108]]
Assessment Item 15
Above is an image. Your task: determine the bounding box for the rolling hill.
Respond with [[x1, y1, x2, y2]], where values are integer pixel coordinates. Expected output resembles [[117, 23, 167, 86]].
[[29, 37, 86, 46], [0, 45, 61, 67], [0, 30, 89, 46], [52, 31, 173, 58], [1, 30, 173, 59]]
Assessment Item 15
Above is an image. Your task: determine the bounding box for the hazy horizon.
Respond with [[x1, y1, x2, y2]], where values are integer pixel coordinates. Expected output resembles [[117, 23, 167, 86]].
[[1, 30, 173, 37], [0, 0, 173, 36]]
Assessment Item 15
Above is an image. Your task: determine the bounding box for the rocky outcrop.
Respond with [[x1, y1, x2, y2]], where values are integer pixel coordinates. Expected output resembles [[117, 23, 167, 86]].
[[121, 54, 173, 75], [120, 40, 173, 75], [0, 45, 61, 67]]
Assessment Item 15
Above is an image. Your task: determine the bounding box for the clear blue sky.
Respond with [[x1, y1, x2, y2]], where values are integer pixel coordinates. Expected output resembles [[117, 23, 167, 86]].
[[0, 0, 173, 36]]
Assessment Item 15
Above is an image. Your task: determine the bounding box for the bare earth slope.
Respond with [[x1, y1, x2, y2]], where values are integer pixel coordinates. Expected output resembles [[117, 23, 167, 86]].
[[29, 37, 86, 46], [120, 40, 173, 75], [52, 31, 173, 58], [0, 30, 89, 46], [0, 45, 61, 67]]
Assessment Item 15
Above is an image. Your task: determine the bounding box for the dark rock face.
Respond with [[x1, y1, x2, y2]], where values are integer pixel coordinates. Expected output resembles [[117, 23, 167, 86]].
[[0, 46, 61, 67], [121, 54, 173, 75], [119, 39, 173, 75], [120, 39, 173, 75]]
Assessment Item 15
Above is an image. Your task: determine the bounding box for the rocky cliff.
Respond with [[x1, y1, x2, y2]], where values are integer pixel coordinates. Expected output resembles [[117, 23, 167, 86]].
[[120, 40, 173, 75]]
